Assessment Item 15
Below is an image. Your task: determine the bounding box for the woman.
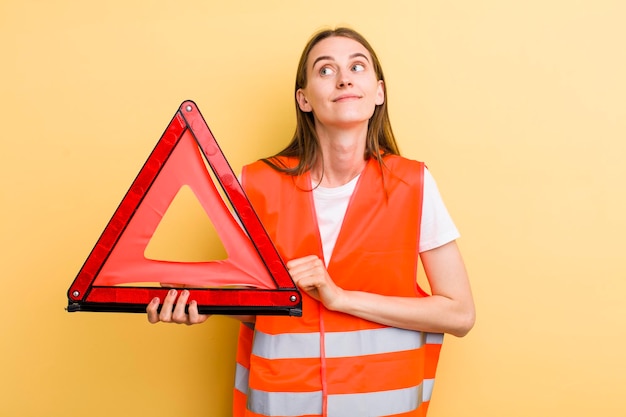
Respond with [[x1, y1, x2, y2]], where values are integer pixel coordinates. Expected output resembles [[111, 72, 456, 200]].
[[148, 27, 475, 417]]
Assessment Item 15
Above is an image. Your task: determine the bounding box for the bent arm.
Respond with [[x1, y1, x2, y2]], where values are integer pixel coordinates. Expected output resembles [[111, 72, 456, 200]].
[[323, 241, 475, 337]]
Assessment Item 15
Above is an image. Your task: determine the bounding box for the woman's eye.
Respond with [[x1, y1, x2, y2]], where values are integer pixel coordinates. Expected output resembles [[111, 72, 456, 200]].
[[352, 63, 365, 72], [320, 67, 334, 76]]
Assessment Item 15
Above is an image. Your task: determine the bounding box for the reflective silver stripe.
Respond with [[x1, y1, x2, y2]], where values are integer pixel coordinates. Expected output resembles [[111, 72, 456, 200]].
[[423, 378, 436, 402], [252, 331, 320, 359], [328, 380, 436, 417], [253, 328, 442, 359], [326, 327, 427, 357], [247, 380, 435, 417], [234, 363, 249, 394], [426, 332, 444, 345], [248, 388, 322, 416]]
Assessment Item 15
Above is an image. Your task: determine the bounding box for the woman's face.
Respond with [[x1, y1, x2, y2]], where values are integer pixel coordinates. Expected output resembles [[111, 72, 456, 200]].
[[297, 36, 384, 131]]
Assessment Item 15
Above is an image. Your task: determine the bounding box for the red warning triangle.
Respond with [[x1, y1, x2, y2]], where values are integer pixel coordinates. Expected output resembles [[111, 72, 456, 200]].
[[67, 100, 302, 316]]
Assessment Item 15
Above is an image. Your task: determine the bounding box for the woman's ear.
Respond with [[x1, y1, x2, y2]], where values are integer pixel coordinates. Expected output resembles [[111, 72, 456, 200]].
[[296, 89, 312, 112], [375, 80, 385, 106]]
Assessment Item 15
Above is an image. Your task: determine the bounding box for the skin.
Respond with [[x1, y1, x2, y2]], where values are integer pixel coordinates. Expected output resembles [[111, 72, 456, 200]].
[[296, 36, 384, 187], [147, 36, 475, 337]]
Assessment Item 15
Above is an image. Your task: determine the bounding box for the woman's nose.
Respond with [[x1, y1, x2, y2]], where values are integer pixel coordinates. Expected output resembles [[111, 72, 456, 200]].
[[337, 70, 353, 88]]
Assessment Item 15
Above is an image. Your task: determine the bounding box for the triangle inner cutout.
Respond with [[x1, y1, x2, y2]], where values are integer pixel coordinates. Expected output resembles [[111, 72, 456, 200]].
[[144, 184, 228, 263], [67, 100, 302, 316]]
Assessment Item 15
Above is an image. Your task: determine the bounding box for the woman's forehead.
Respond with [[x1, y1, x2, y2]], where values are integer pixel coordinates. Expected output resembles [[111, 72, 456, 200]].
[[307, 36, 371, 65]]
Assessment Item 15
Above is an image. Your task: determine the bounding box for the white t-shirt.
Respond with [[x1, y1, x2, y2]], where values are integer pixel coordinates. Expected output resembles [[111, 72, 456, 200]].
[[313, 168, 460, 264]]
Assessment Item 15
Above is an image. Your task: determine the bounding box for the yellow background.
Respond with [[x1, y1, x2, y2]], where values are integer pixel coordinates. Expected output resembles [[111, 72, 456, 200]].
[[2, 1, 625, 416]]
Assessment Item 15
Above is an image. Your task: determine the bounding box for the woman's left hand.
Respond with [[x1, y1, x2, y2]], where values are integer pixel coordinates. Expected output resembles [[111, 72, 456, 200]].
[[287, 255, 345, 310]]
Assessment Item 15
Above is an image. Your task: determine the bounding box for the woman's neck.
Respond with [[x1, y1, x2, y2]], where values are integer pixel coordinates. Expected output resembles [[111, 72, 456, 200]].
[[312, 125, 368, 188]]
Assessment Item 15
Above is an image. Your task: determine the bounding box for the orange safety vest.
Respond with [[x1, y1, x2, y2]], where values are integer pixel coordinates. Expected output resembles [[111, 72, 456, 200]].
[[233, 155, 443, 417]]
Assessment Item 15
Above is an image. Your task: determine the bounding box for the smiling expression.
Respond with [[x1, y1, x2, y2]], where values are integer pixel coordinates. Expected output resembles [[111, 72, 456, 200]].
[[296, 36, 385, 130]]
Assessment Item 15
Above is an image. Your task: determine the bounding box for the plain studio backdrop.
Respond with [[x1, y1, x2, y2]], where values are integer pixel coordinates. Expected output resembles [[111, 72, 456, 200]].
[[1, 1, 625, 416]]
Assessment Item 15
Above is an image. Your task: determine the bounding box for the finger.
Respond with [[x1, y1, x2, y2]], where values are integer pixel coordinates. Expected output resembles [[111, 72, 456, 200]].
[[296, 276, 321, 291], [295, 279, 321, 302], [159, 289, 178, 322], [187, 300, 209, 325], [187, 300, 200, 325], [146, 297, 160, 323], [286, 255, 320, 269], [288, 258, 324, 278], [171, 289, 190, 323]]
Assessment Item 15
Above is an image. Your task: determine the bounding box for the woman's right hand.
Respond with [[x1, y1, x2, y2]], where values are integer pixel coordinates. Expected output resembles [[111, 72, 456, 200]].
[[146, 288, 210, 325]]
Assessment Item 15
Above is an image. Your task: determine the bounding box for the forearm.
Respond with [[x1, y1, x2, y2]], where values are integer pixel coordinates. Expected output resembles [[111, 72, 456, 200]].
[[288, 242, 475, 337], [332, 290, 474, 337]]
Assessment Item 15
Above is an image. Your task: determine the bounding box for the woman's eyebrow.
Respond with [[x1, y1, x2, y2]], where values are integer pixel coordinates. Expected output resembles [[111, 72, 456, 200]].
[[311, 52, 371, 69], [312, 55, 333, 68], [349, 52, 370, 62]]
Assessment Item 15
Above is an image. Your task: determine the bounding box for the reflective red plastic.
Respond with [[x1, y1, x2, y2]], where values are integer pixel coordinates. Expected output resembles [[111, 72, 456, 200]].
[[67, 101, 302, 316]]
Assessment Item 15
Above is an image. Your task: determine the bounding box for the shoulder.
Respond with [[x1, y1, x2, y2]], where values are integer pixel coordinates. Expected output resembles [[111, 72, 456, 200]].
[[244, 156, 298, 175], [383, 155, 425, 173], [382, 154, 423, 167], [381, 155, 425, 187], [242, 157, 301, 193], [244, 157, 289, 178]]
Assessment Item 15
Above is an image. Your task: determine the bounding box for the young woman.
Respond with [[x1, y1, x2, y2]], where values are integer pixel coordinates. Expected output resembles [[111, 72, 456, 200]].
[[147, 27, 475, 417]]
